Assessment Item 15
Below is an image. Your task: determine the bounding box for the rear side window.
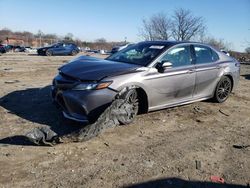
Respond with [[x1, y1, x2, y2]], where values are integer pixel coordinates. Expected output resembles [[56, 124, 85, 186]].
[[211, 49, 219, 61], [64, 44, 75, 48], [194, 46, 218, 64]]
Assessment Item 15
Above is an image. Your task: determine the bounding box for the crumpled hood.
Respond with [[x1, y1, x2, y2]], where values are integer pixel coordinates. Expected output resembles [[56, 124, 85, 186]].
[[59, 56, 142, 81]]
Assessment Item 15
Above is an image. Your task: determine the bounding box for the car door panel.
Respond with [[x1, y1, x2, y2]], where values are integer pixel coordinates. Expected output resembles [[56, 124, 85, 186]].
[[145, 65, 196, 108], [53, 44, 65, 55], [192, 45, 221, 99], [145, 45, 196, 108], [194, 63, 220, 98]]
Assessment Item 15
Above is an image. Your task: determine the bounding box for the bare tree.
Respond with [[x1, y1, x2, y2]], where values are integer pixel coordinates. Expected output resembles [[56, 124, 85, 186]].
[[95, 38, 107, 43], [171, 8, 205, 41], [64, 33, 74, 42], [139, 13, 172, 41], [202, 36, 232, 50], [246, 47, 250, 54]]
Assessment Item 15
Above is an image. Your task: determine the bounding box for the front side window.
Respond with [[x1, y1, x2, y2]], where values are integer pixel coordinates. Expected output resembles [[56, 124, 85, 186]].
[[159, 45, 192, 68], [194, 46, 217, 64], [106, 43, 168, 66]]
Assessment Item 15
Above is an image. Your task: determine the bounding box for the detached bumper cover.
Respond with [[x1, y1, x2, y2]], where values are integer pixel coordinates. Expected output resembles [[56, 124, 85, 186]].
[[52, 86, 117, 122]]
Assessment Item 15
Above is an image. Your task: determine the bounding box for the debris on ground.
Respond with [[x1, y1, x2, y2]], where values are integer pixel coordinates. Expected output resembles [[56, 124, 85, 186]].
[[4, 80, 20, 84], [210, 176, 225, 183], [219, 109, 230, 116], [104, 142, 110, 147], [26, 126, 61, 146], [3, 68, 13, 71], [25, 89, 136, 146], [233, 144, 250, 149], [195, 160, 201, 170], [193, 106, 203, 114]]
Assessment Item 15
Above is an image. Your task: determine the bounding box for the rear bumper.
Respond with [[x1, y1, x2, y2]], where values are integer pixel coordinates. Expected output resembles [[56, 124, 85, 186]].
[[51, 86, 117, 122]]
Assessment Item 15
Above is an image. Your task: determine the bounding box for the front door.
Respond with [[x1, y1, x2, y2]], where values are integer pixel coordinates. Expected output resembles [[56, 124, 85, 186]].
[[145, 45, 196, 110]]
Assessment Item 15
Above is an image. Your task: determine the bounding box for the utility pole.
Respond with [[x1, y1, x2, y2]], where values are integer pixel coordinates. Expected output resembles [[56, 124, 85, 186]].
[[38, 30, 43, 47]]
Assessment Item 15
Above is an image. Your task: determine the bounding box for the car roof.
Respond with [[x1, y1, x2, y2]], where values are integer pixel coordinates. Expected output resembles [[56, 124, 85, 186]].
[[139, 40, 208, 47]]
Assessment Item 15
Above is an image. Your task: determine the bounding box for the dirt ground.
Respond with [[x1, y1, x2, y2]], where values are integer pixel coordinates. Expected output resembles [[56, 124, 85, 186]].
[[0, 52, 249, 188]]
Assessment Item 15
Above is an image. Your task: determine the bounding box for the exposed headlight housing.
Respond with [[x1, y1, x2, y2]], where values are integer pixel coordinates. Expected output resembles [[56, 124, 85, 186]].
[[72, 81, 112, 91]]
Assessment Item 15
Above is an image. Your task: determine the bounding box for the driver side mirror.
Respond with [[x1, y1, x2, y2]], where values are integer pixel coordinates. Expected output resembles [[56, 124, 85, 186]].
[[156, 60, 172, 73], [162, 61, 172, 68]]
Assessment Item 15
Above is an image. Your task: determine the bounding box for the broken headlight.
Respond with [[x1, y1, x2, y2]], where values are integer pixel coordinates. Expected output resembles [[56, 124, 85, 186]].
[[72, 81, 112, 91]]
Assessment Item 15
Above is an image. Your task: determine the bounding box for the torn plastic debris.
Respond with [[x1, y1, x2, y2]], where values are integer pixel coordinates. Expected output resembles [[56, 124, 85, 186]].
[[62, 98, 132, 143], [26, 126, 60, 146], [25, 88, 136, 146]]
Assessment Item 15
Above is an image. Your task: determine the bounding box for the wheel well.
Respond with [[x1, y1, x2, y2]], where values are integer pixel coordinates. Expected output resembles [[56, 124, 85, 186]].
[[136, 87, 148, 114], [224, 74, 234, 91]]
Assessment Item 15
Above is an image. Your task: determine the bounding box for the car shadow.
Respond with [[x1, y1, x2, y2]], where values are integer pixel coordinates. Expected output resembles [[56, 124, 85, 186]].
[[242, 74, 250, 80], [123, 177, 248, 188], [0, 86, 83, 146]]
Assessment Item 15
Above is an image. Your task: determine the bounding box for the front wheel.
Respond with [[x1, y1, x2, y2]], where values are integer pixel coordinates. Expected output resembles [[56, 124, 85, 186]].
[[117, 89, 139, 125], [213, 76, 232, 103]]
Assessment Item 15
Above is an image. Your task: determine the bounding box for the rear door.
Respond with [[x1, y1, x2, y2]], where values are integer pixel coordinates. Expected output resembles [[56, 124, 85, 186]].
[[192, 45, 220, 98], [52, 43, 65, 55], [63, 44, 74, 54]]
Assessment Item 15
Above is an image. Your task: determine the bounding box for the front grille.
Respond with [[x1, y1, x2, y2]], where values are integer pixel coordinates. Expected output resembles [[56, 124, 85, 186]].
[[54, 73, 78, 90]]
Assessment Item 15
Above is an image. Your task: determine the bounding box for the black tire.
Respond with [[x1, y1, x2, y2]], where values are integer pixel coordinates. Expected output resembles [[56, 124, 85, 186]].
[[117, 89, 139, 125], [71, 50, 77, 56], [213, 76, 232, 103], [46, 50, 52, 56]]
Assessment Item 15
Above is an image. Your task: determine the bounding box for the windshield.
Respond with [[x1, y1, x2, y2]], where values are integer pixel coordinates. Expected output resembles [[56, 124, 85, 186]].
[[106, 43, 168, 66]]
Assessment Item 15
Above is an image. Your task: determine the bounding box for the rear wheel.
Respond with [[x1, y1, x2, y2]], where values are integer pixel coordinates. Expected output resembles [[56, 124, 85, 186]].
[[71, 50, 77, 56], [117, 89, 139, 125], [46, 50, 52, 56], [213, 76, 232, 103]]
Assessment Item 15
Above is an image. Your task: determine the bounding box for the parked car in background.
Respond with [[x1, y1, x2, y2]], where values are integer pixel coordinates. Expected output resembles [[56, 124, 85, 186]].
[[4, 45, 14, 52], [14, 46, 26, 52], [0, 44, 6, 54], [37, 43, 79, 56], [52, 41, 240, 124], [221, 50, 230, 56], [111, 43, 134, 54], [25, 46, 37, 53]]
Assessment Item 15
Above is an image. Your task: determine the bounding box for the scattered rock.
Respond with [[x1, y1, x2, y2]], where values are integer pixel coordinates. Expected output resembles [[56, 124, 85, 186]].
[[104, 142, 109, 147]]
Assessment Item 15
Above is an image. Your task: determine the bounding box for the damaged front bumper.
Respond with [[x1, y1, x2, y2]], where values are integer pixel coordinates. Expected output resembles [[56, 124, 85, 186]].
[[51, 85, 117, 123]]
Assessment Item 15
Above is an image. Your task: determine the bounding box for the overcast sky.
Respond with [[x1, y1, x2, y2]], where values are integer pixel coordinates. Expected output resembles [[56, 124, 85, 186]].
[[0, 0, 249, 51]]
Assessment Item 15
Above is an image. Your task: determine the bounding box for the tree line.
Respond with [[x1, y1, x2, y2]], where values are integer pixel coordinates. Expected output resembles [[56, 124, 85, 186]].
[[0, 29, 124, 50], [138, 8, 241, 51]]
